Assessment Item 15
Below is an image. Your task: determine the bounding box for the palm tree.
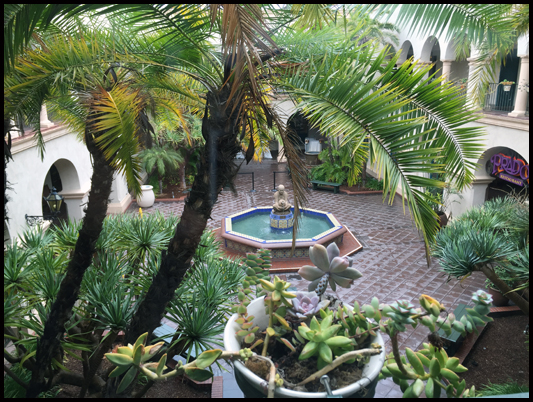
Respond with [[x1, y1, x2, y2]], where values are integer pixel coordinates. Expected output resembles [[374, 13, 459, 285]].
[[4, 27, 165, 396], [347, 5, 400, 50], [139, 146, 183, 194]]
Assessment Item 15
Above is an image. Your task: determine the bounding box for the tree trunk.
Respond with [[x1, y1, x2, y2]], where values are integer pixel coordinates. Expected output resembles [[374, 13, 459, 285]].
[[481, 265, 529, 315], [4, 118, 13, 225], [179, 150, 189, 190], [123, 89, 241, 346], [26, 127, 115, 398], [361, 157, 367, 188]]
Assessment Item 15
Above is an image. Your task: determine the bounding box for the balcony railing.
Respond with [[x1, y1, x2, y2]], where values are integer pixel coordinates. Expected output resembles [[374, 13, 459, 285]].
[[483, 83, 516, 113]]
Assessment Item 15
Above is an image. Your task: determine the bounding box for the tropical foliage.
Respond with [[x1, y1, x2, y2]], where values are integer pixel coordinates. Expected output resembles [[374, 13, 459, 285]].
[[4, 215, 244, 397], [433, 195, 529, 315], [4, 3, 488, 397]]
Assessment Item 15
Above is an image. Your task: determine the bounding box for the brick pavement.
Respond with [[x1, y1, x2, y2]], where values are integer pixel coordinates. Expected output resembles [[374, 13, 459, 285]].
[[127, 159, 486, 397]]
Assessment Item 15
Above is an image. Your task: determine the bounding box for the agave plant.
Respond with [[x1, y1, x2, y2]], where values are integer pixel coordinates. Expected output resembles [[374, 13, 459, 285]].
[[298, 243, 362, 297]]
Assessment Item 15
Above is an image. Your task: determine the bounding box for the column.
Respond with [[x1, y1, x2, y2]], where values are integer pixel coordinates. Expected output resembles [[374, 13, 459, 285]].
[[277, 139, 286, 163], [440, 59, 453, 82], [40, 105, 54, 128], [508, 55, 529, 117]]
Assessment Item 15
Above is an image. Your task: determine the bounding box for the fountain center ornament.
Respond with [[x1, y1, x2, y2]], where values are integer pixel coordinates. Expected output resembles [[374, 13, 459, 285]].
[[270, 185, 294, 229]]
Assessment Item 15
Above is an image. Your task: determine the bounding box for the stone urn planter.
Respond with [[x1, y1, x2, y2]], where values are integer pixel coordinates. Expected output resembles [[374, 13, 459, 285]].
[[137, 185, 155, 208], [224, 296, 386, 398]]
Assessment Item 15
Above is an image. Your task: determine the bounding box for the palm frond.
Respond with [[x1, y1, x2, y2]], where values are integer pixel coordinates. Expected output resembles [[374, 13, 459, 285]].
[[276, 35, 485, 260], [88, 84, 145, 196]]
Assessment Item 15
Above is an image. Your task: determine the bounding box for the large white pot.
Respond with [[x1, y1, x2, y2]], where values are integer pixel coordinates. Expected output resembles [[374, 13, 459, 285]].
[[224, 296, 386, 398], [137, 185, 155, 208]]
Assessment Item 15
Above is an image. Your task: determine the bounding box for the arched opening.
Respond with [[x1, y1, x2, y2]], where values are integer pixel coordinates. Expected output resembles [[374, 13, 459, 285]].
[[443, 40, 470, 83], [483, 147, 529, 201], [398, 40, 414, 65], [42, 159, 81, 224], [421, 36, 441, 80], [286, 112, 326, 164]]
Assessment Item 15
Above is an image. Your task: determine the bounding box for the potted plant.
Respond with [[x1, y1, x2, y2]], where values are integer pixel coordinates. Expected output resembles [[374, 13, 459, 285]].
[[137, 185, 155, 208], [424, 190, 448, 228], [456, 78, 468, 89], [500, 80, 515, 91], [224, 245, 493, 398]]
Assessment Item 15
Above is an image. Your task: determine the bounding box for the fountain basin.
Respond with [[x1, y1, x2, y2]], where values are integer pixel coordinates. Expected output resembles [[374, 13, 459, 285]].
[[221, 207, 347, 258]]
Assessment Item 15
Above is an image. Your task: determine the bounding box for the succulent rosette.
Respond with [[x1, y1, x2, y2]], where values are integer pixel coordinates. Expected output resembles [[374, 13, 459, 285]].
[[287, 291, 330, 319], [298, 243, 362, 296]]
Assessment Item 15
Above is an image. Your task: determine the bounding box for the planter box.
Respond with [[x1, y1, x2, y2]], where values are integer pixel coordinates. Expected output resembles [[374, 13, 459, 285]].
[[224, 296, 386, 398]]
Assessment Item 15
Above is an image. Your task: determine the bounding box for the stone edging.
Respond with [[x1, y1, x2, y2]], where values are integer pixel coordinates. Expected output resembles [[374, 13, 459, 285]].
[[340, 189, 383, 196]]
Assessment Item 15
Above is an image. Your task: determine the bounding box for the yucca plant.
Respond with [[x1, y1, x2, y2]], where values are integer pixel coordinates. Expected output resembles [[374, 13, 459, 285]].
[[50, 218, 82, 257], [19, 225, 53, 254]]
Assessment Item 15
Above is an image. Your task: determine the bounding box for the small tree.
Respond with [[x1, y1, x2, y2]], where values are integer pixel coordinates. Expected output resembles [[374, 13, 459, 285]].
[[433, 195, 529, 314], [139, 146, 183, 194]]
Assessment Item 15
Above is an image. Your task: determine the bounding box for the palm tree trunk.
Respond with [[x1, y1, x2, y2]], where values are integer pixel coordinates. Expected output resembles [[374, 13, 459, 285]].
[[480, 265, 529, 315], [26, 127, 115, 398], [4, 118, 13, 225], [124, 89, 241, 346]]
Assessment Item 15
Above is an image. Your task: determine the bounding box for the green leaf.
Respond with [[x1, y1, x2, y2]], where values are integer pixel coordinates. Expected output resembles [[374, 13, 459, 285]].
[[156, 354, 167, 376], [318, 342, 333, 364], [105, 353, 133, 367], [429, 357, 441, 377], [109, 364, 131, 378], [299, 341, 319, 360], [185, 368, 214, 382], [117, 366, 137, 394], [195, 349, 223, 369], [405, 347, 425, 376]]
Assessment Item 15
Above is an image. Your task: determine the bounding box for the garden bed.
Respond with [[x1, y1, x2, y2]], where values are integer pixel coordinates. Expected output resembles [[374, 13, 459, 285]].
[[459, 313, 529, 393]]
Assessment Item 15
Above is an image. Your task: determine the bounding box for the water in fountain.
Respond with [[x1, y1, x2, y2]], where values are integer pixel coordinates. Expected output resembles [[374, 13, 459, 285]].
[[231, 210, 333, 240]]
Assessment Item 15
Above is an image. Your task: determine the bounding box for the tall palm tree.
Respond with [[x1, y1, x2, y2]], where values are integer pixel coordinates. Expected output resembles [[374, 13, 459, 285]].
[[4, 28, 164, 397]]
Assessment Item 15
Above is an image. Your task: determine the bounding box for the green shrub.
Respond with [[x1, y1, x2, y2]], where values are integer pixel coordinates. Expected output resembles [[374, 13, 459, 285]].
[[365, 177, 384, 190]]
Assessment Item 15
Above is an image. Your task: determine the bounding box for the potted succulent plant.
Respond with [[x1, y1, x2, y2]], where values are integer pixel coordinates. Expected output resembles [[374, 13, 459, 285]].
[[500, 80, 515, 91], [223, 245, 494, 398]]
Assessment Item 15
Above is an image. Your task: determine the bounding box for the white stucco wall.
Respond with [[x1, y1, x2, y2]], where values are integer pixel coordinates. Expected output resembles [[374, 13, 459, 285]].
[[6, 126, 92, 239], [6, 124, 137, 240]]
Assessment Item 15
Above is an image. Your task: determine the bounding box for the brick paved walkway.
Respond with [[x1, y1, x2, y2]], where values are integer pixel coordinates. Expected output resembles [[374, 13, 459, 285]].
[[127, 159, 486, 398]]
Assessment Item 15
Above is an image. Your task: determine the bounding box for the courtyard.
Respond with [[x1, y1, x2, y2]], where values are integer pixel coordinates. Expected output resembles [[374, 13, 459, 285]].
[[126, 159, 487, 398], [4, 4, 528, 398]]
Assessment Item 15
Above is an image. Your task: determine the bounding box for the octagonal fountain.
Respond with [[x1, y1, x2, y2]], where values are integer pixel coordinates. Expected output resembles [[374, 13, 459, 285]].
[[220, 184, 357, 259]]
